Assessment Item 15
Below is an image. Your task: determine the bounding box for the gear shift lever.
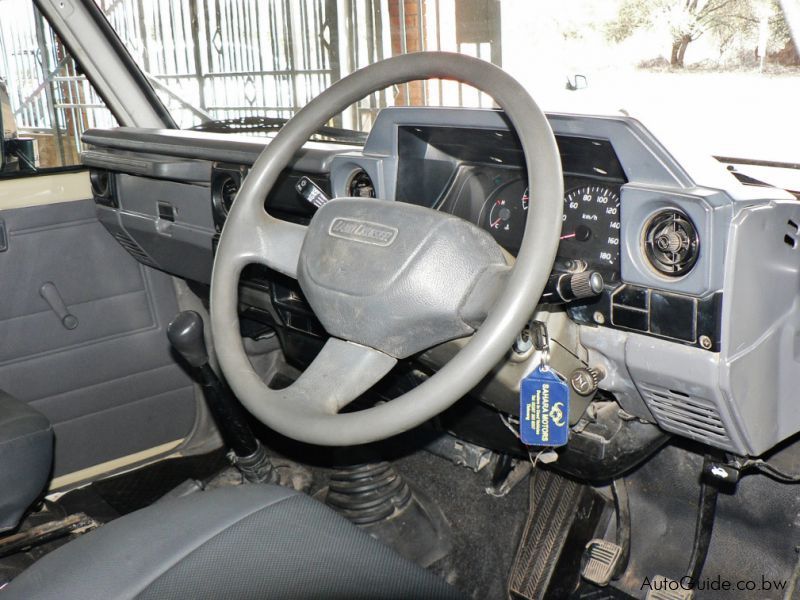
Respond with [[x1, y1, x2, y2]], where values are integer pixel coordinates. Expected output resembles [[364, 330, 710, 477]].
[[168, 311, 275, 483], [166, 310, 209, 370]]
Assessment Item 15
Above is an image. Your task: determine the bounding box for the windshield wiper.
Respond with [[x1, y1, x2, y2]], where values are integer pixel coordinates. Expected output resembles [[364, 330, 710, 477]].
[[716, 156, 800, 199], [715, 156, 800, 171], [189, 116, 367, 145]]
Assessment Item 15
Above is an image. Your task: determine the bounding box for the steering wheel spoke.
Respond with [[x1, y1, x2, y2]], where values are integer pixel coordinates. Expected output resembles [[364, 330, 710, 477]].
[[280, 338, 397, 416], [223, 211, 307, 279]]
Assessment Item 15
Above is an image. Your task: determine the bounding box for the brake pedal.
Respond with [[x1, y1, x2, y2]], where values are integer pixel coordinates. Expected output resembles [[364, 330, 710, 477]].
[[582, 478, 630, 587], [643, 576, 694, 600], [582, 538, 623, 586]]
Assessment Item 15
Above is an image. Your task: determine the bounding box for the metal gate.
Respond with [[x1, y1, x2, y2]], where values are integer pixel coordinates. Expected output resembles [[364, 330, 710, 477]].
[[98, 0, 343, 127], [98, 0, 499, 130], [0, 0, 501, 162], [0, 0, 116, 167]]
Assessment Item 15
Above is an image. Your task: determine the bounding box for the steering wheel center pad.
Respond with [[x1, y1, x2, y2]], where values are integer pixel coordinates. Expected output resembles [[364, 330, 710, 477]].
[[299, 198, 510, 358]]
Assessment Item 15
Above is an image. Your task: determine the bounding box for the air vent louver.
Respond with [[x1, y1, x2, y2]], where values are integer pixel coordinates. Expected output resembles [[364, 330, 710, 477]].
[[211, 170, 242, 221], [785, 219, 799, 249], [640, 384, 731, 447], [643, 209, 699, 276], [220, 176, 240, 213]]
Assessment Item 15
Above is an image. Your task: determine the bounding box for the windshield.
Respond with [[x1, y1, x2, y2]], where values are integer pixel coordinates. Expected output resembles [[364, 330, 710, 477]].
[[93, 0, 798, 163]]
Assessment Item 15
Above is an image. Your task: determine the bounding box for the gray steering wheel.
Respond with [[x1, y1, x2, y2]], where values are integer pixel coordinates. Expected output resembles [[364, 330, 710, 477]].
[[210, 52, 563, 446]]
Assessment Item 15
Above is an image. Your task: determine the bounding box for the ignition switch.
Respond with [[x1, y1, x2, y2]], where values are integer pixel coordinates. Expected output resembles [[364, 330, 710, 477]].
[[513, 326, 534, 355], [512, 320, 548, 358]]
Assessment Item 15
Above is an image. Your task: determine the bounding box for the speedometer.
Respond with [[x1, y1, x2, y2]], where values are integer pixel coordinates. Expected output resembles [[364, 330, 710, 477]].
[[560, 185, 621, 270]]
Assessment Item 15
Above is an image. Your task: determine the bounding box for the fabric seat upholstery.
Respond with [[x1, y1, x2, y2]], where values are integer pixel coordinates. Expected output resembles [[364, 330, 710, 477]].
[[2, 484, 464, 599]]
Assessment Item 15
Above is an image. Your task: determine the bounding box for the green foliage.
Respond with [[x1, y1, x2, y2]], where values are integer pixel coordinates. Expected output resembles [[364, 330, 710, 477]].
[[605, 0, 793, 65], [768, 0, 792, 51], [604, 0, 659, 43]]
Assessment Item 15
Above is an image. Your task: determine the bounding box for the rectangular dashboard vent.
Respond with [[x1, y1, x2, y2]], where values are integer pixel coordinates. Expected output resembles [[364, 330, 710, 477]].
[[785, 219, 799, 249], [112, 231, 155, 267], [640, 384, 731, 447]]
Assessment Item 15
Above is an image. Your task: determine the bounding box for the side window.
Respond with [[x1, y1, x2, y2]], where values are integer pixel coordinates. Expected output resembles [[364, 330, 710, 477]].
[[0, 0, 117, 177]]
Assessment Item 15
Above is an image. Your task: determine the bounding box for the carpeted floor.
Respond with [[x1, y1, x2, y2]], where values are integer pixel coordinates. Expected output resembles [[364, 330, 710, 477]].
[[394, 450, 529, 599]]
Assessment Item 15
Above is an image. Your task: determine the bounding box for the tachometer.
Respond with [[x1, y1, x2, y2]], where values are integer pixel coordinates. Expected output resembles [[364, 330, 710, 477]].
[[560, 185, 621, 270], [480, 179, 528, 251]]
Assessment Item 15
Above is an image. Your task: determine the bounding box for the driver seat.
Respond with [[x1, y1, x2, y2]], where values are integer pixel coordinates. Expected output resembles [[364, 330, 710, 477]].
[[2, 485, 464, 599]]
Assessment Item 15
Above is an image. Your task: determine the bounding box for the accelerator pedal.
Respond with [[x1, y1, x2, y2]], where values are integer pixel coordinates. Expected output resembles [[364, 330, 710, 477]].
[[643, 576, 694, 600], [509, 468, 610, 599]]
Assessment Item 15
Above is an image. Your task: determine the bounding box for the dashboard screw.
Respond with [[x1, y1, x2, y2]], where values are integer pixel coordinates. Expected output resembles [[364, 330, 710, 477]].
[[699, 335, 712, 350], [593, 311, 605, 325]]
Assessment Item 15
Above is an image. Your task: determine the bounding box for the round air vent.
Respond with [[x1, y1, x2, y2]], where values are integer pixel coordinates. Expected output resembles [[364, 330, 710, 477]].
[[347, 169, 376, 198], [643, 209, 700, 276], [90, 170, 110, 198], [212, 172, 241, 217], [220, 176, 239, 213]]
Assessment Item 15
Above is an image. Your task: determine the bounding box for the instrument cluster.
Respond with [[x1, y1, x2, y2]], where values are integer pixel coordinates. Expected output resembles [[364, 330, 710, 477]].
[[394, 126, 627, 280], [436, 164, 623, 280], [477, 175, 622, 276]]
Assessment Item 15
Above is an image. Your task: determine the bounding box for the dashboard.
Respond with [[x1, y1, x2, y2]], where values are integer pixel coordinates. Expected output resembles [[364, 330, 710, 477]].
[[80, 108, 800, 460]]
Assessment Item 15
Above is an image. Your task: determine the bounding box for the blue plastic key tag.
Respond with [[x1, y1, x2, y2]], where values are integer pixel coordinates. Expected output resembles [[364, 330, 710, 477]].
[[519, 365, 570, 447]]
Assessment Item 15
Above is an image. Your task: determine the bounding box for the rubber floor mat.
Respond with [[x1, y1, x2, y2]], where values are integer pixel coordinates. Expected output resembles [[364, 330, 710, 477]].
[[87, 448, 229, 515]]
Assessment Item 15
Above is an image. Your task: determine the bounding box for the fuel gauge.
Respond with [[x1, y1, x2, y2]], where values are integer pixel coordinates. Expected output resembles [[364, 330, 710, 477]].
[[481, 179, 528, 252]]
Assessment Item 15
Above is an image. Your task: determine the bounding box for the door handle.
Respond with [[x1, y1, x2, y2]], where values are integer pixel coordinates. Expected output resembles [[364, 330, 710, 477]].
[[156, 202, 175, 236], [39, 282, 79, 330]]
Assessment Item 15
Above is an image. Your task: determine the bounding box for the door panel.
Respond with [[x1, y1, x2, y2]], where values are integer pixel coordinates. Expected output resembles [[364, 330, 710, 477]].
[[0, 192, 197, 477]]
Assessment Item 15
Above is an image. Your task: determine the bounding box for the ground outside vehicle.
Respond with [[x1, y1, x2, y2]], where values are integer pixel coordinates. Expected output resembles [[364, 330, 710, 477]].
[[0, 1, 800, 599]]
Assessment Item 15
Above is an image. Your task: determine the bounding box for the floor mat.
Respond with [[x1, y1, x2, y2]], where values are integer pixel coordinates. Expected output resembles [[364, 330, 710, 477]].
[[572, 582, 638, 599], [393, 450, 530, 600], [86, 448, 229, 515]]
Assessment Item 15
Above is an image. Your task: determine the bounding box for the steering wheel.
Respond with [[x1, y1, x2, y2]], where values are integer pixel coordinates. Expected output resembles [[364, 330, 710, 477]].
[[210, 52, 563, 446]]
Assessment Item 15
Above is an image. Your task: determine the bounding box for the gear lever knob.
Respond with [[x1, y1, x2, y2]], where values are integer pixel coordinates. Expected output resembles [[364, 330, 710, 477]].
[[167, 310, 209, 369]]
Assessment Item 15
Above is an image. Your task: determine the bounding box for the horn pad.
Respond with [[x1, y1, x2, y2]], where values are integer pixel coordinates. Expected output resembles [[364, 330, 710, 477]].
[[297, 198, 510, 358]]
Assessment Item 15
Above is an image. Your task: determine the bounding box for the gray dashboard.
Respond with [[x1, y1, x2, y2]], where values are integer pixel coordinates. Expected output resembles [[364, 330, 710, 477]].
[[82, 108, 800, 457]]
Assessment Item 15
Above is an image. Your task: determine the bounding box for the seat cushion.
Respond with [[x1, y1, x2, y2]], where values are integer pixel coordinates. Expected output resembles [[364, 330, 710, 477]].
[[0, 390, 53, 533], [2, 484, 463, 599]]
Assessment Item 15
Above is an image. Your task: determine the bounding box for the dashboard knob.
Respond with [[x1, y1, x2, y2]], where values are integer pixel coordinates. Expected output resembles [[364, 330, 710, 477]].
[[569, 366, 605, 397], [567, 271, 604, 300], [541, 270, 604, 304]]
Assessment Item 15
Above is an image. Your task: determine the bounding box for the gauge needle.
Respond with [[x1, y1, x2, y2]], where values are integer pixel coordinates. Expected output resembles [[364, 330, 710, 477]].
[[491, 218, 502, 228], [560, 233, 576, 240]]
